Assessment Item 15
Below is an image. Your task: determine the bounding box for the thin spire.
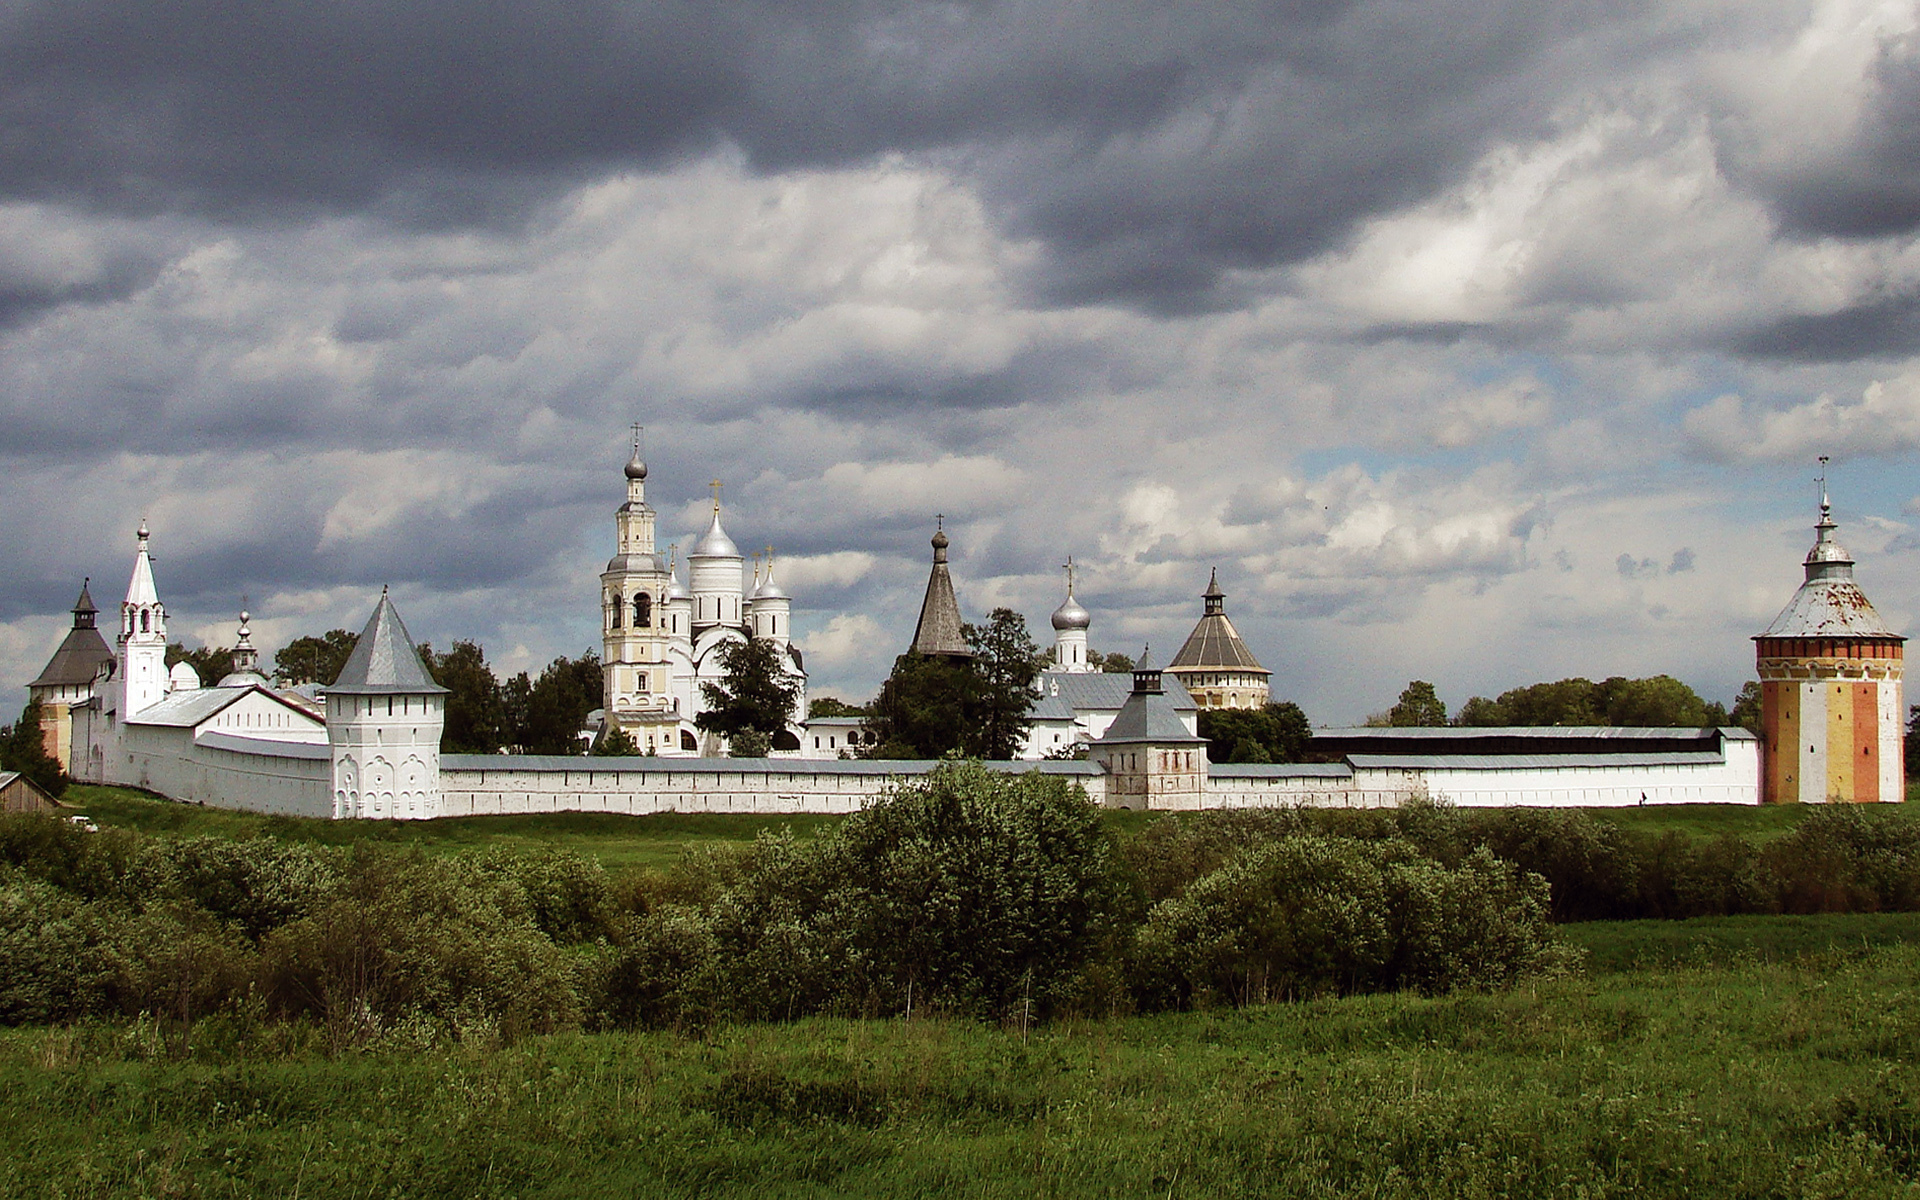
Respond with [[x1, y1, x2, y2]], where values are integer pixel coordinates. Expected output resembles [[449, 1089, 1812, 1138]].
[[1064, 555, 1076, 596], [710, 479, 723, 513], [1817, 454, 1831, 523]]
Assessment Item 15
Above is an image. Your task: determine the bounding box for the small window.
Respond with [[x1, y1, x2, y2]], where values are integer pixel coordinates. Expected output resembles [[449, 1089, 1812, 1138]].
[[610, 593, 622, 629]]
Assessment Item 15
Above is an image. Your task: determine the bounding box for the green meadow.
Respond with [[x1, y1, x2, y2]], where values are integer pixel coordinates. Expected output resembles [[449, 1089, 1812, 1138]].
[[13, 788, 1920, 1196], [8, 932, 1920, 1198]]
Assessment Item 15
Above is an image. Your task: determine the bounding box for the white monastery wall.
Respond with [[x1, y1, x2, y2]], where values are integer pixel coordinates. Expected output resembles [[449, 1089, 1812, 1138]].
[[118, 726, 332, 817]]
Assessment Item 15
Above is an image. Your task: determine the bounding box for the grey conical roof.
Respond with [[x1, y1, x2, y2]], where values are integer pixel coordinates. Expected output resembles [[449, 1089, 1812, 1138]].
[[910, 526, 972, 658], [329, 592, 449, 695], [1168, 572, 1270, 673]]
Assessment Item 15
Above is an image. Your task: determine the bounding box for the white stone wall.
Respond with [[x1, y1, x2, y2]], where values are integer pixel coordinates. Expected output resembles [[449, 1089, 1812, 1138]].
[[118, 725, 331, 816]]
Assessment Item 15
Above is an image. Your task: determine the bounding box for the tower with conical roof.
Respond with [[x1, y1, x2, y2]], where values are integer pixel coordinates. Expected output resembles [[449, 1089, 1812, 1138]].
[[117, 522, 170, 719], [1091, 647, 1209, 809], [1047, 557, 1093, 673], [326, 589, 449, 819], [910, 520, 972, 660], [29, 579, 116, 771], [1165, 569, 1271, 710], [1754, 471, 1906, 803]]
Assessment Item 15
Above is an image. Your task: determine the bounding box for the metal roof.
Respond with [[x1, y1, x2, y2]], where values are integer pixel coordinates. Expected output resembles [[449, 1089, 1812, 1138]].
[[1759, 507, 1903, 639], [1042, 671, 1196, 713], [1099, 684, 1207, 744], [196, 731, 330, 760], [28, 625, 113, 689], [1347, 751, 1728, 771], [126, 687, 252, 728], [1167, 574, 1268, 672], [441, 754, 1104, 777], [1209, 762, 1353, 779], [909, 528, 971, 658], [330, 593, 448, 695], [1315, 725, 1751, 742]]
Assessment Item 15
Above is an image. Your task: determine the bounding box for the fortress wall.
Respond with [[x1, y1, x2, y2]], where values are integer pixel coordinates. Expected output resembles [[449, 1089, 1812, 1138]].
[[1395, 753, 1761, 808], [118, 726, 332, 817]]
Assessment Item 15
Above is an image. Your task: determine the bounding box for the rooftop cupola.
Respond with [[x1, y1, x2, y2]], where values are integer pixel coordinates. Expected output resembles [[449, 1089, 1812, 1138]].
[[690, 482, 745, 628], [1202, 567, 1225, 615], [1051, 557, 1091, 631]]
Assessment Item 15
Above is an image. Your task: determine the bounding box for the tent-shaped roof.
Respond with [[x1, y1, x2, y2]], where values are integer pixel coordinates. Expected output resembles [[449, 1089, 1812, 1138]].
[[29, 582, 114, 689], [1167, 569, 1269, 673], [910, 527, 972, 659], [1759, 504, 1903, 640], [330, 592, 449, 695]]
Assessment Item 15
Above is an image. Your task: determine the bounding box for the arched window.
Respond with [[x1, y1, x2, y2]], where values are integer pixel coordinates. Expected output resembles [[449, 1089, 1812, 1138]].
[[681, 729, 697, 751], [634, 593, 652, 628], [610, 592, 622, 628], [139, 608, 149, 633]]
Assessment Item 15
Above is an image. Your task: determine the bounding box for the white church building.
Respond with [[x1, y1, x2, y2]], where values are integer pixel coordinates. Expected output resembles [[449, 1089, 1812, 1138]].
[[24, 433, 1806, 820]]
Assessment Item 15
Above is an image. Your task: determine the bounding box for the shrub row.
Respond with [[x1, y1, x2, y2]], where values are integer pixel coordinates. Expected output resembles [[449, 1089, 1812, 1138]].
[[1122, 803, 1920, 922], [0, 766, 1575, 1036]]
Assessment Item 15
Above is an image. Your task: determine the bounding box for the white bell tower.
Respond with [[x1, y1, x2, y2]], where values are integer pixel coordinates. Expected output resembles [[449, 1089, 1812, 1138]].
[[118, 521, 169, 717]]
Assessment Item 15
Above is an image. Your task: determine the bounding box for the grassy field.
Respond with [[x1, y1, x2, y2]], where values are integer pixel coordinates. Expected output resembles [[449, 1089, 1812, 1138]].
[[58, 783, 1920, 872], [9, 929, 1920, 1197]]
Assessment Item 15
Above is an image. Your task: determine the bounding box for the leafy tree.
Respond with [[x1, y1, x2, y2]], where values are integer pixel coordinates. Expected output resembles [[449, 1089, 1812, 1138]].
[[590, 726, 640, 756], [964, 608, 1040, 761], [1387, 681, 1447, 727], [1907, 705, 1919, 780], [164, 643, 232, 686], [419, 640, 506, 754], [807, 697, 866, 719], [695, 635, 800, 752], [515, 653, 602, 755], [1454, 675, 1727, 728], [0, 702, 68, 797], [1086, 649, 1135, 673], [863, 651, 982, 759], [273, 630, 358, 686], [727, 729, 773, 758], [1197, 701, 1313, 764], [1729, 681, 1762, 734]]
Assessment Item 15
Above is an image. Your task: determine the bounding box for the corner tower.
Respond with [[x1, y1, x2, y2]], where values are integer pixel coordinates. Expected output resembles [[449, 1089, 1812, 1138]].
[[1754, 474, 1906, 803], [327, 590, 448, 819]]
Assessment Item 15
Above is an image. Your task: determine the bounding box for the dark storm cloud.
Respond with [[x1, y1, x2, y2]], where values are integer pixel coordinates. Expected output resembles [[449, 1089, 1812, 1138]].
[[1737, 292, 1920, 362], [0, 0, 1634, 310], [1756, 33, 1920, 240]]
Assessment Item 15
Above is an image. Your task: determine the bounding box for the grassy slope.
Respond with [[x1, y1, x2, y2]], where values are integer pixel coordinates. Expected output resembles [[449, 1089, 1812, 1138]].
[[61, 784, 1918, 871], [9, 939, 1920, 1197]]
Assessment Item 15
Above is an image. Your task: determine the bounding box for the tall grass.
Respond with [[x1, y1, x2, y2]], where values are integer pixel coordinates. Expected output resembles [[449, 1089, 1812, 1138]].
[[7, 940, 1920, 1197]]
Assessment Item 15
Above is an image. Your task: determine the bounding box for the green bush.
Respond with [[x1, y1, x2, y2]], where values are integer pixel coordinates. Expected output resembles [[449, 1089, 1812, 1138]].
[[0, 871, 114, 1022], [1129, 836, 1569, 1010]]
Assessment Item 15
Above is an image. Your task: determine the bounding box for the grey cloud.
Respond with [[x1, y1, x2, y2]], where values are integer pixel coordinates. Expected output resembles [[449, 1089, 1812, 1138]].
[[0, 0, 1637, 312], [1616, 552, 1657, 578], [1667, 547, 1694, 574], [1757, 34, 1920, 240], [1737, 292, 1920, 363]]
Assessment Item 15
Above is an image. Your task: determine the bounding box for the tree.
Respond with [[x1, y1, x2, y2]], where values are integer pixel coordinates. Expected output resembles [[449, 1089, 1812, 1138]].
[[1452, 675, 1725, 728], [695, 635, 799, 754], [964, 608, 1040, 761], [1, 701, 67, 797], [274, 630, 358, 685], [514, 652, 602, 755], [807, 697, 867, 719], [1197, 701, 1313, 763], [863, 651, 982, 759], [590, 726, 640, 756], [1907, 705, 1919, 780], [1387, 681, 1447, 727], [1086, 649, 1134, 673], [419, 640, 506, 754], [165, 642, 232, 686], [1601, 675, 1716, 727], [1729, 681, 1762, 735]]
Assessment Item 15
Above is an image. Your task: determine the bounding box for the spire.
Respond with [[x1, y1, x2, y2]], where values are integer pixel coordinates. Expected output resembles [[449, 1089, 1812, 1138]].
[[126, 523, 160, 609], [330, 592, 448, 694], [1202, 567, 1225, 615], [1757, 464, 1901, 639], [624, 422, 648, 481], [231, 607, 258, 676], [72, 579, 97, 630], [910, 519, 971, 659]]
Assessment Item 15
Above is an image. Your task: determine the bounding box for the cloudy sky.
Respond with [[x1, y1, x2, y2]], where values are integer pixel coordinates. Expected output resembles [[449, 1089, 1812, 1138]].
[[3, 0, 1918, 723]]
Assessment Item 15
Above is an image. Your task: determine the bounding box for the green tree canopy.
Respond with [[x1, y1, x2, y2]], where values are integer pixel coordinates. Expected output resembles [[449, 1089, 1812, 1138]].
[[1381, 681, 1447, 727], [273, 630, 358, 686], [964, 608, 1040, 761], [863, 610, 1040, 761], [589, 726, 640, 756], [164, 642, 232, 687], [1197, 701, 1313, 763], [419, 640, 507, 754], [1454, 675, 1729, 728], [695, 635, 800, 753], [807, 696, 867, 718], [508, 652, 602, 755], [1, 701, 68, 797], [1086, 649, 1135, 673]]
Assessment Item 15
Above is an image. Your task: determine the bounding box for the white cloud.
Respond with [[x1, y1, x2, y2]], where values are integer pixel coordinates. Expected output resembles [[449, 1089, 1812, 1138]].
[[1684, 372, 1920, 461]]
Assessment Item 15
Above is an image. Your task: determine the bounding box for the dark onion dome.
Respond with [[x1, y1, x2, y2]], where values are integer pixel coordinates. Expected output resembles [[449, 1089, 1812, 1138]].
[[625, 451, 647, 480]]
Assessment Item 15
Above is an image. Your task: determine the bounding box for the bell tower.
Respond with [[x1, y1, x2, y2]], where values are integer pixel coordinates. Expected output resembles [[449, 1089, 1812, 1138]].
[[599, 425, 675, 743], [118, 521, 169, 718]]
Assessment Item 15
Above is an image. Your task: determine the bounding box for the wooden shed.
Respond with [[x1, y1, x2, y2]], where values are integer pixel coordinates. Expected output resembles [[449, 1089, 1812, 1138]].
[[0, 771, 63, 814]]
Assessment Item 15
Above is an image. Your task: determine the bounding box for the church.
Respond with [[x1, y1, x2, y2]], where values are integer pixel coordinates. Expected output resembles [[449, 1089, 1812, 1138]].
[[19, 436, 1897, 817]]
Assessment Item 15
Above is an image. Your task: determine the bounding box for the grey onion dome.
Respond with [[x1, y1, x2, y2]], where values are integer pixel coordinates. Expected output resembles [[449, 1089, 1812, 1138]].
[[753, 558, 789, 601], [665, 572, 692, 601], [692, 509, 740, 558], [624, 450, 648, 480], [1051, 591, 1090, 631]]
